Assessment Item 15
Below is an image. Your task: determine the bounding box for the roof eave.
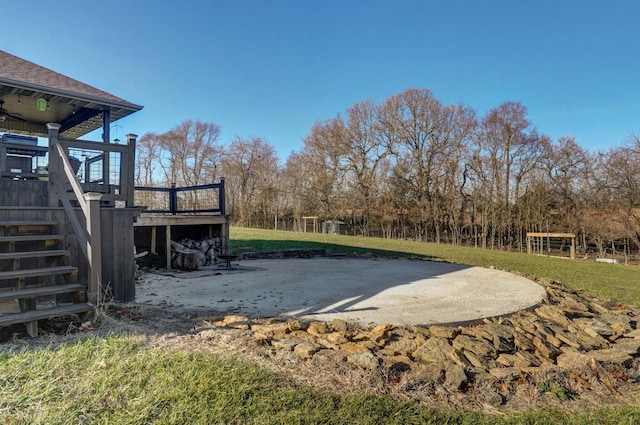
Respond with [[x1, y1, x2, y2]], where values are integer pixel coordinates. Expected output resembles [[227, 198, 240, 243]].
[[0, 77, 143, 113]]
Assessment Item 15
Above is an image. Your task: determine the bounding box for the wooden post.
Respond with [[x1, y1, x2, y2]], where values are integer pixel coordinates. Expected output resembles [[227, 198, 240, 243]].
[[220, 218, 229, 246], [124, 134, 137, 207], [46, 123, 62, 207], [165, 224, 172, 269], [102, 109, 110, 188], [169, 183, 178, 215], [84, 192, 103, 305], [0, 144, 6, 178], [219, 177, 226, 216], [150, 226, 157, 254], [570, 236, 576, 260]]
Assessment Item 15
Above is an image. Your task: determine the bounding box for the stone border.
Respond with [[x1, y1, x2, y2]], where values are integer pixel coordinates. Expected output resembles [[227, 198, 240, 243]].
[[211, 278, 640, 407]]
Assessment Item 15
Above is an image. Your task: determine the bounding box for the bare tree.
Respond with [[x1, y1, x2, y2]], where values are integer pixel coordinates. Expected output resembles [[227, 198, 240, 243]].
[[280, 152, 310, 231], [340, 100, 392, 236], [158, 120, 222, 186], [136, 120, 223, 210], [595, 137, 640, 259], [538, 137, 592, 233], [221, 136, 279, 227], [474, 102, 545, 249], [134, 132, 162, 209], [295, 119, 348, 224], [379, 88, 475, 242], [135, 132, 161, 187]]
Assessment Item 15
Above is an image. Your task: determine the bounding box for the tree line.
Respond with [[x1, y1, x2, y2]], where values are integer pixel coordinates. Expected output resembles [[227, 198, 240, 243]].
[[135, 88, 640, 260]]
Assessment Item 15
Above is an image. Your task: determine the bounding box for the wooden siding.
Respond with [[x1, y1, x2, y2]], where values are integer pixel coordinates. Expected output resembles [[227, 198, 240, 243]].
[[0, 180, 48, 207], [101, 208, 137, 302]]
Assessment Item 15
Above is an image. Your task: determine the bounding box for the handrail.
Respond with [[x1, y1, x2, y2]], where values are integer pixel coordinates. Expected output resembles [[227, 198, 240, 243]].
[[58, 137, 132, 153], [52, 140, 88, 213], [49, 171, 89, 258]]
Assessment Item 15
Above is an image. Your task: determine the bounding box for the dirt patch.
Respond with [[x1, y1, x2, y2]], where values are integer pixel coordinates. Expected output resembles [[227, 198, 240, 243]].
[[135, 257, 546, 326]]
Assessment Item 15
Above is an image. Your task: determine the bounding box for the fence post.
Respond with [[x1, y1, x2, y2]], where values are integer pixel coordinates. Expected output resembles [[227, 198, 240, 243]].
[[219, 177, 226, 216], [46, 123, 62, 207], [169, 182, 177, 215], [124, 134, 137, 207]]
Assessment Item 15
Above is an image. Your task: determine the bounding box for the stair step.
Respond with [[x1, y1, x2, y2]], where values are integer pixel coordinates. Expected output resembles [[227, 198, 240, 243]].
[[0, 234, 65, 243], [0, 283, 86, 302], [0, 303, 93, 328], [0, 266, 77, 281], [0, 250, 70, 260], [0, 221, 58, 227]]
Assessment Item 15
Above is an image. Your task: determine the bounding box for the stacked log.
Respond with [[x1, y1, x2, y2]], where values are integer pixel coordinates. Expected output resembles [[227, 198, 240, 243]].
[[171, 237, 223, 271]]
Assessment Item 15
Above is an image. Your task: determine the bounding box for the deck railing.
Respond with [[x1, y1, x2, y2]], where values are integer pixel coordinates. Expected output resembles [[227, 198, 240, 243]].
[[134, 179, 226, 216], [56, 136, 137, 207]]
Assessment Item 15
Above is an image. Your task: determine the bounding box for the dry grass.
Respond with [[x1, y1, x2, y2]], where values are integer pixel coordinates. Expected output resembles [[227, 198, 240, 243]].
[[1, 300, 640, 424]]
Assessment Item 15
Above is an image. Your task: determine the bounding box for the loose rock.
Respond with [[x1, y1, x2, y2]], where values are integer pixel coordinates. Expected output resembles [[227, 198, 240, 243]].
[[414, 337, 457, 365], [347, 351, 379, 369], [294, 341, 321, 360], [444, 363, 468, 391], [429, 325, 460, 339]]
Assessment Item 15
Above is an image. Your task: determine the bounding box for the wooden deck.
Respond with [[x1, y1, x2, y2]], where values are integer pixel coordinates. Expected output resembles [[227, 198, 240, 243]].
[[0, 140, 228, 306], [0, 179, 229, 299], [135, 214, 228, 227]]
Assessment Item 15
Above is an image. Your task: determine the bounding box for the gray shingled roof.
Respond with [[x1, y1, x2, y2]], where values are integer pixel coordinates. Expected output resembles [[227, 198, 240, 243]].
[[0, 50, 142, 138], [0, 50, 140, 108]]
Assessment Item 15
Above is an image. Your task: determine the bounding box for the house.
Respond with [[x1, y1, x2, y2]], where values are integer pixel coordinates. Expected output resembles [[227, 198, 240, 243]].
[[0, 50, 228, 336]]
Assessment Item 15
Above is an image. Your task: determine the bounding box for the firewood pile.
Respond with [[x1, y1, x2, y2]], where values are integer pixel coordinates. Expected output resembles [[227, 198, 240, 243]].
[[171, 237, 224, 271]]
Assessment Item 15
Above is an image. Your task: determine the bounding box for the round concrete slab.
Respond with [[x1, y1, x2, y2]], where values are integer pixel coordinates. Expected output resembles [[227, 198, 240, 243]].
[[136, 257, 546, 326]]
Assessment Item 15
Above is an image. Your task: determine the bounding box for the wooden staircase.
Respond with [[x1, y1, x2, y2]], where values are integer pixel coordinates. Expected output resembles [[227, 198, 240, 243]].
[[0, 220, 92, 337]]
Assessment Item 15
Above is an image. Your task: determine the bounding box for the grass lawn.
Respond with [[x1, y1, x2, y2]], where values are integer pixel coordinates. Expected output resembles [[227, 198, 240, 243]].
[[1, 336, 639, 425], [1, 227, 639, 424]]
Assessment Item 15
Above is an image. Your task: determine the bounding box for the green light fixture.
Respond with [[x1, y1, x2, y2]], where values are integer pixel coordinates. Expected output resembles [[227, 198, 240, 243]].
[[36, 98, 47, 111]]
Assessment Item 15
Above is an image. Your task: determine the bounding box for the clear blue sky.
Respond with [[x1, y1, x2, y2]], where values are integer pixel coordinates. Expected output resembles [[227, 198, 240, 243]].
[[3, 1, 639, 157]]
